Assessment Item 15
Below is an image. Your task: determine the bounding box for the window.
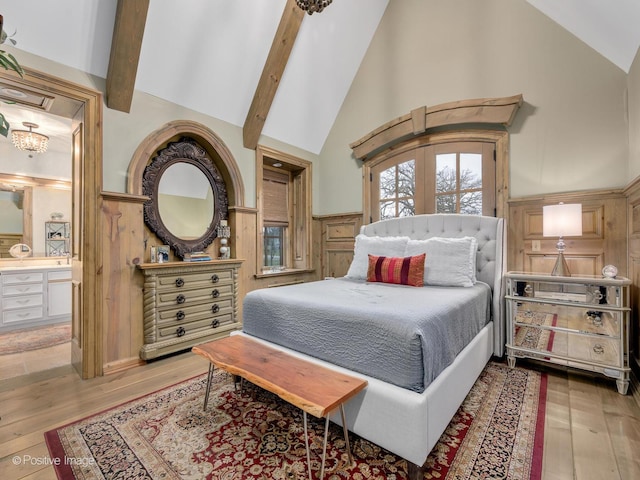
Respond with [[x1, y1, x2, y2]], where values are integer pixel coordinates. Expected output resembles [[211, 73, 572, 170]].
[[367, 134, 498, 222], [256, 146, 312, 274], [262, 168, 289, 268]]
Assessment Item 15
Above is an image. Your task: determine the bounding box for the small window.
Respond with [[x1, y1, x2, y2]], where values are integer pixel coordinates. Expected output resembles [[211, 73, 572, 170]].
[[256, 146, 312, 274], [263, 226, 285, 267], [262, 168, 289, 268]]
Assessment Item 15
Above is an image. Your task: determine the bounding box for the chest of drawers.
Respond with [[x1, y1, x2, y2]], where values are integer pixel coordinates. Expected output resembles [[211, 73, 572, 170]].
[[505, 272, 631, 394], [138, 260, 242, 360]]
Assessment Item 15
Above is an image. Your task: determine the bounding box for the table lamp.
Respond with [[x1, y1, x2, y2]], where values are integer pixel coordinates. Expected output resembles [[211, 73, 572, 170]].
[[542, 202, 582, 276]]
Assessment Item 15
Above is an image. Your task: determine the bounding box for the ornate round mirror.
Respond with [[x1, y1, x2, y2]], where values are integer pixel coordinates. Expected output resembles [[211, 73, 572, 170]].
[[143, 138, 228, 258]]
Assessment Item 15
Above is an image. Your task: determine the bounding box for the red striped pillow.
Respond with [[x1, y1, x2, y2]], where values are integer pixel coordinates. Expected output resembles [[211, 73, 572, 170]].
[[366, 253, 426, 287]]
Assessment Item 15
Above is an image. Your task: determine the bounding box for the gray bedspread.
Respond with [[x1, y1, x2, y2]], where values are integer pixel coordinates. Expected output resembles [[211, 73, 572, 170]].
[[242, 277, 491, 392]]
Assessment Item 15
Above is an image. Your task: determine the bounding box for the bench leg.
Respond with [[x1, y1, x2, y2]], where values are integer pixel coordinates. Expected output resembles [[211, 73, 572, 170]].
[[302, 405, 354, 480], [339, 404, 353, 466], [203, 363, 215, 411], [303, 412, 312, 480], [407, 461, 425, 480], [320, 415, 330, 479]]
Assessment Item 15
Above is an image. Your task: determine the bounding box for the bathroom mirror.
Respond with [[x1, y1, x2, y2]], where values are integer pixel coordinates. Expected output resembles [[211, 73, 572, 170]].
[[143, 137, 228, 258]]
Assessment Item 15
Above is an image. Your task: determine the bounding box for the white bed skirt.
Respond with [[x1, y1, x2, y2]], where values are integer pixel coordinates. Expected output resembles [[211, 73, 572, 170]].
[[233, 321, 494, 467]]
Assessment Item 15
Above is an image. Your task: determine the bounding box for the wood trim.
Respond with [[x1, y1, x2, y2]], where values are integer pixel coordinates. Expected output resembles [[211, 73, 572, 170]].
[[0, 173, 71, 190], [0, 66, 104, 379], [100, 191, 149, 203], [255, 145, 313, 272], [350, 94, 523, 161], [361, 130, 509, 222], [625, 177, 640, 380], [242, 0, 304, 149], [126, 120, 245, 207], [106, 0, 149, 113]]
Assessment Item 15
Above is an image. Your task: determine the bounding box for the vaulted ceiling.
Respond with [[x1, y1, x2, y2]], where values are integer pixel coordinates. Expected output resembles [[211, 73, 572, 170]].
[[1, 0, 639, 159]]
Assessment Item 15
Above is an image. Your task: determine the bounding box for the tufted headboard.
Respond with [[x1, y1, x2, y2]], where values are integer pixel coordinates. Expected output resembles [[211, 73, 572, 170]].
[[360, 214, 506, 356]]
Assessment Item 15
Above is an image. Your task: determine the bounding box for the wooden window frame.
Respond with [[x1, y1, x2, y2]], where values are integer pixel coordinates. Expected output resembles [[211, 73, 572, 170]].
[[256, 146, 312, 275], [363, 130, 509, 222]]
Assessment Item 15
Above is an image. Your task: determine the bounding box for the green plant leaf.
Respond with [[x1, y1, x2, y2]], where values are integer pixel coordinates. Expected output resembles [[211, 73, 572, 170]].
[[0, 112, 9, 138], [0, 50, 24, 77]]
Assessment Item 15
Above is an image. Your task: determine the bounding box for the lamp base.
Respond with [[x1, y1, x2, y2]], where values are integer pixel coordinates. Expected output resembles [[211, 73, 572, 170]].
[[551, 251, 571, 277]]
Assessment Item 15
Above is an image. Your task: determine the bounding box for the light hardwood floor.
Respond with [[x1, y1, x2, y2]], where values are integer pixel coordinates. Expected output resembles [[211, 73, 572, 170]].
[[1, 352, 639, 479]]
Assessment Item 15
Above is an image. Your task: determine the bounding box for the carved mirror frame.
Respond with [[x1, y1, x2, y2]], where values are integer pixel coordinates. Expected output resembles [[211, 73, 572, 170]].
[[142, 137, 228, 258]]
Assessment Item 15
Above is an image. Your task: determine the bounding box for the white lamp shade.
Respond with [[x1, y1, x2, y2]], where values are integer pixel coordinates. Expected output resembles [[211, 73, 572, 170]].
[[543, 203, 582, 237]]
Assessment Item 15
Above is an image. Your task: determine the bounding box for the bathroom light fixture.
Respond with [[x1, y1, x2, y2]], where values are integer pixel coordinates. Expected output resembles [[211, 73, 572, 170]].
[[12, 122, 49, 153], [543, 202, 582, 276]]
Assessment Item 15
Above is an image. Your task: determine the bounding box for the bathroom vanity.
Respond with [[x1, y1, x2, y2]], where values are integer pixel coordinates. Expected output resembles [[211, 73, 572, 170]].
[[0, 264, 72, 332]]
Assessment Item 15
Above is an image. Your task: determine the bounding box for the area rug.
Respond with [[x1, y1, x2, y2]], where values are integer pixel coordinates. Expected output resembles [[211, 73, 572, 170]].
[[0, 323, 71, 355], [45, 361, 546, 480]]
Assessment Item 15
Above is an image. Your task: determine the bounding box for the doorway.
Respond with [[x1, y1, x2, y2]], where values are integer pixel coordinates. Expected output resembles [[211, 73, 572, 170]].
[[0, 67, 103, 379]]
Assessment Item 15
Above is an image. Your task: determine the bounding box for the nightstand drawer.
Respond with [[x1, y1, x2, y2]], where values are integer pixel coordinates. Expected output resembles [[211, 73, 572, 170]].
[[513, 327, 621, 367], [513, 301, 620, 337], [511, 278, 624, 308]]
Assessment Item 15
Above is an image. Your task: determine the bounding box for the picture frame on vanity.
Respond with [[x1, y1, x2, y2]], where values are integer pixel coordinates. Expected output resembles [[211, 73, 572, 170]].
[[157, 245, 170, 263], [150, 246, 157, 263]]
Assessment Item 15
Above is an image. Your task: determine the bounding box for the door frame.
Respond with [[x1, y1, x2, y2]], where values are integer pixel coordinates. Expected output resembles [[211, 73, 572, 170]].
[[0, 67, 103, 379]]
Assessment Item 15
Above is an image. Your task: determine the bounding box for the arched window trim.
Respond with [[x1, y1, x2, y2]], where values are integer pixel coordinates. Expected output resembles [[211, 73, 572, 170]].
[[352, 95, 522, 222], [362, 129, 510, 221]]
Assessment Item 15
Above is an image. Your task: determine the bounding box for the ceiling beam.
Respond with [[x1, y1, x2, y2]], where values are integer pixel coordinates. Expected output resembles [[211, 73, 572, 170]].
[[243, 0, 304, 150], [106, 0, 150, 113]]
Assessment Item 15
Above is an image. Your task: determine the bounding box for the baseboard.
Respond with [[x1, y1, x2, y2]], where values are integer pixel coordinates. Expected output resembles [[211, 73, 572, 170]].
[[103, 357, 145, 375]]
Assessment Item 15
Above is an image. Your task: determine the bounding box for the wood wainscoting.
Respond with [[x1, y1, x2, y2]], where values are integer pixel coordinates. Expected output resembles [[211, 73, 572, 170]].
[[314, 213, 363, 279], [507, 189, 628, 277], [100, 192, 148, 374], [626, 178, 640, 381]]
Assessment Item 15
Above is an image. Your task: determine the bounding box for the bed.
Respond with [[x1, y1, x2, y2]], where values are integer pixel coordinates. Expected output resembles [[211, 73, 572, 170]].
[[237, 214, 505, 479]]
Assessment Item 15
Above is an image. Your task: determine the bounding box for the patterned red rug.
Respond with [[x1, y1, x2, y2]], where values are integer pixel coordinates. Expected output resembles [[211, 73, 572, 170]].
[[0, 323, 71, 355], [45, 361, 546, 479]]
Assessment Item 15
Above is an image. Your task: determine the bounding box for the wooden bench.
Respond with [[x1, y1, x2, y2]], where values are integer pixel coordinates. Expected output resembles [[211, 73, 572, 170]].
[[192, 335, 368, 480]]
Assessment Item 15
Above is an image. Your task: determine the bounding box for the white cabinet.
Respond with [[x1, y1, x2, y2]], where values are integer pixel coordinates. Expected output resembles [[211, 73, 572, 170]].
[[47, 269, 72, 317], [0, 266, 72, 332]]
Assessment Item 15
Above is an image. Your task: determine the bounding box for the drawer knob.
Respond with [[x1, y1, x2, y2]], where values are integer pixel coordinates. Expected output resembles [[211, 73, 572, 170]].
[[176, 310, 185, 321], [175, 278, 184, 287], [211, 319, 220, 328], [593, 344, 605, 355], [176, 294, 186, 304], [176, 326, 186, 337], [211, 289, 220, 298], [211, 274, 219, 283], [524, 284, 533, 295], [211, 304, 220, 313]]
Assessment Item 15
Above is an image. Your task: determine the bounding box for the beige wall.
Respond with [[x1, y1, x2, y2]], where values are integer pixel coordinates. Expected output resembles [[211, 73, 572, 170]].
[[2, 47, 319, 211], [318, 0, 629, 215], [4, 0, 634, 216], [629, 47, 640, 182]]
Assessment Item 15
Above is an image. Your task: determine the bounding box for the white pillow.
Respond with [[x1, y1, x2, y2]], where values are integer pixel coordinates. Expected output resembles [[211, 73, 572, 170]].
[[345, 234, 410, 280], [404, 236, 478, 287]]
